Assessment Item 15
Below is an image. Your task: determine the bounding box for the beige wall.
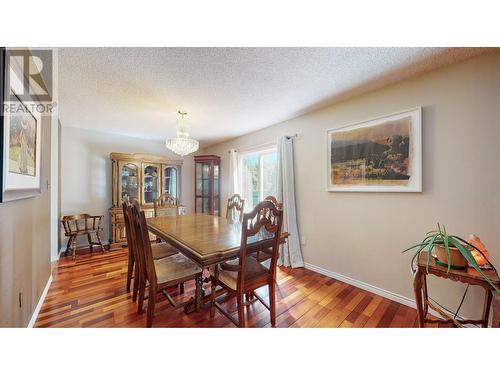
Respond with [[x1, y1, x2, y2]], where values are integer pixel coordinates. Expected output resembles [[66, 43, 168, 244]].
[[0, 115, 52, 327], [60, 126, 194, 249], [201, 52, 500, 318]]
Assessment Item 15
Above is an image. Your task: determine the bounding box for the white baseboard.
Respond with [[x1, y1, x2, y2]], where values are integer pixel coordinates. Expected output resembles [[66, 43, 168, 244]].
[[303, 262, 475, 323], [304, 262, 417, 309], [27, 274, 52, 328], [51, 249, 61, 262]]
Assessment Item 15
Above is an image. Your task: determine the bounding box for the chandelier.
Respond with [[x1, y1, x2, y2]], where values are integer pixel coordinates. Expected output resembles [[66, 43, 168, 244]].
[[165, 110, 199, 156]]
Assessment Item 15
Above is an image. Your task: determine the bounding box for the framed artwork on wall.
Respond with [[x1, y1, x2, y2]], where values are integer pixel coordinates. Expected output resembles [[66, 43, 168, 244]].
[[326, 107, 422, 192], [0, 47, 43, 202]]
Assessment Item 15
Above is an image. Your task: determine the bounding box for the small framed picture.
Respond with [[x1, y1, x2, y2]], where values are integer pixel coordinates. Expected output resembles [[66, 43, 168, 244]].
[[326, 107, 422, 192]]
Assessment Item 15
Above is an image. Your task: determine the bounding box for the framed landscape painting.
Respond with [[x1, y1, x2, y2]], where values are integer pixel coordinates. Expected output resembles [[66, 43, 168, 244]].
[[8, 93, 38, 177], [326, 107, 422, 192], [1, 48, 43, 202]]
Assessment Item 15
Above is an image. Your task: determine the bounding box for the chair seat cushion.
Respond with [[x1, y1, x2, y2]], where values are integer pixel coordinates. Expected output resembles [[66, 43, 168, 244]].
[[154, 253, 202, 285], [210, 256, 269, 290], [151, 242, 178, 260]]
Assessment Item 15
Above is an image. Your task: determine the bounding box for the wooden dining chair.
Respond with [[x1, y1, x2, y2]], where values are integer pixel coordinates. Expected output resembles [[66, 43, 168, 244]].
[[226, 194, 245, 222], [153, 193, 178, 217], [122, 201, 180, 299], [253, 196, 283, 263], [61, 214, 105, 259], [264, 195, 283, 209], [129, 203, 203, 327], [210, 200, 283, 327]]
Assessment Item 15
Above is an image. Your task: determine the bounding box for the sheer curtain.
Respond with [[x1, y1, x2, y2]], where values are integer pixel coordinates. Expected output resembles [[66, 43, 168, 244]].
[[227, 149, 239, 219], [277, 136, 304, 268]]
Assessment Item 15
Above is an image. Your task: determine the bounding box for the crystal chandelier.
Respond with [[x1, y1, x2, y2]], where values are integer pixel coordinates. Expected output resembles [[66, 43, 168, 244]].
[[165, 110, 199, 156]]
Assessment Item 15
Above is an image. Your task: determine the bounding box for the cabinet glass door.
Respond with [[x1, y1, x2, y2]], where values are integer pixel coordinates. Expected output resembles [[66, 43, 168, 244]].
[[195, 161, 212, 213], [120, 163, 139, 203], [194, 156, 220, 215], [213, 163, 220, 216], [143, 164, 159, 204], [163, 166, 178, 198]]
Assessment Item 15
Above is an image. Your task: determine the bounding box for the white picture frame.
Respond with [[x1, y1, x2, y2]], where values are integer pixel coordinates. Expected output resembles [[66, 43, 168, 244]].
[[326, 107, 422, 192], [1, 50, 43, 202]]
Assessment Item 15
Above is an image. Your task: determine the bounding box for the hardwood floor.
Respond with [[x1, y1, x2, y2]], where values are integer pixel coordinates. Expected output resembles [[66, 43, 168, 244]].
[[35, 248, 420, 328]]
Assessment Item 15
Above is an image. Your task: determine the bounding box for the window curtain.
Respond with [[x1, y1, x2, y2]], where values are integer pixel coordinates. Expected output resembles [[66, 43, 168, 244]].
[[277, 136, 304, 268], [228, 149, 239, 219]]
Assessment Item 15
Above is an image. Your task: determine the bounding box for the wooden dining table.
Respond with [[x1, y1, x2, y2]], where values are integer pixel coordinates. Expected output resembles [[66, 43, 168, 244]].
[[147, 213, 289, 313]]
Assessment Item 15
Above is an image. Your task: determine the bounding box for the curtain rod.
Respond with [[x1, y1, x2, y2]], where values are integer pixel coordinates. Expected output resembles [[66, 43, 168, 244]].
[[227, 134, 299, 153], [228, 142, 276, 154]]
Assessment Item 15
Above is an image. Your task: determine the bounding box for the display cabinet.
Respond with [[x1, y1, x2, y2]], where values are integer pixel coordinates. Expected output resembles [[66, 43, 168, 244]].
[[194, 155, 220, 216], [118, 161, 140, 203], [142, 163, 160, 205], [109, 153, 182, 246]]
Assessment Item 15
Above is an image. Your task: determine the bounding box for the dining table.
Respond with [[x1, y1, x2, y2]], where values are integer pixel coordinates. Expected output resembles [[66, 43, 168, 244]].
[[147, 213, 289, 313]]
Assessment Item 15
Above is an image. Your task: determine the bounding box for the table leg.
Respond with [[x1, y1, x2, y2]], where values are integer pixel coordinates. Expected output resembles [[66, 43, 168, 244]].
[[481, 288, 493, 328], [413, 268, 425, 327], [422, 273, 429, 317], [195, 273, 203, 312], [492, 292, 500, 328], [183, 271, 216, 314]]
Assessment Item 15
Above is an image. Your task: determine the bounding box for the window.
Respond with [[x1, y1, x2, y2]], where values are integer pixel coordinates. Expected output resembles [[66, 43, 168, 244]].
[[238, 147, 278, 212]]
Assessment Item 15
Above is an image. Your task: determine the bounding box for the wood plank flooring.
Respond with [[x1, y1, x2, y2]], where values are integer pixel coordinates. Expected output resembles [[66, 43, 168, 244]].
[[35, 248, 421, 328]]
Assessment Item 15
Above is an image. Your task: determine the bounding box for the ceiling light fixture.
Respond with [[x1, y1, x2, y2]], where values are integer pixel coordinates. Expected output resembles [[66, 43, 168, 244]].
[[165, 110, 199, 156]]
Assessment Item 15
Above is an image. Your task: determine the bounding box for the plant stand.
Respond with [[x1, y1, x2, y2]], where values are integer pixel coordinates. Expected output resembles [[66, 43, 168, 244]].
[[413, 252, 500, 327]]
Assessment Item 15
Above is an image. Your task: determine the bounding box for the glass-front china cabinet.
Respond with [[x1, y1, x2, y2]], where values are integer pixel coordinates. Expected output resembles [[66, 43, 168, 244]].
[[142, 163, 159, 205], [194, 155, 220, 216], [119, 162, 139, 203], [109, 153, 182, 246]]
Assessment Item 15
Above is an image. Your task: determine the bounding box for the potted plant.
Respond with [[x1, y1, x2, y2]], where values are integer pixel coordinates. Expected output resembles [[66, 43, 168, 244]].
[[403, 224, 499, 293]]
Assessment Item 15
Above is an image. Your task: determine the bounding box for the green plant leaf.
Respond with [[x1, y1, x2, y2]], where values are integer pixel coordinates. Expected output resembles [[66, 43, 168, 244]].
[[449, 237, 500, 293], [402, 242, 429, 253], [443, 233, 451, 273], [426, 234, 438, 274], [410, 250, 421, 274]]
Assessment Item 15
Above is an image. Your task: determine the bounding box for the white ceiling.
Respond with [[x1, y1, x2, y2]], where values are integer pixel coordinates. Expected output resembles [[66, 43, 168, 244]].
[[58, 47, 486, 147]]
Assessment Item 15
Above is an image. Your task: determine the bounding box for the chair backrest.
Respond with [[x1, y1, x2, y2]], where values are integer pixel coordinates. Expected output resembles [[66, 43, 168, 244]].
[[264, 195, 283, 210], [131, 198, 142, 214], [226, 194, 245, 222], [122, 202, 136, 260], [61, 213, 103, 234], [237, 200, 283, 289], [130, 203, 157, 289], [153, 193, 178, 217]]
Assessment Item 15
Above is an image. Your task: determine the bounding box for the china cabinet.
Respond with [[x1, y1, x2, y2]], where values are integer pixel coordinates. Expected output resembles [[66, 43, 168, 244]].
[[109, 153, 182, 246], [194, 155, 220, 216]]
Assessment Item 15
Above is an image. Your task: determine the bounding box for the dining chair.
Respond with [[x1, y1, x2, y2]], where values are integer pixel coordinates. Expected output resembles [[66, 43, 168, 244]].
[[61, 213, 105, 259], [210, 199, 283, 327], [264, 195, 283, 209], [122, 201, 181, 300], [153, 193, 178, 217], [129, 203, 203, 327], [226, 194, 245, 222], [253, 196, 283, 263]]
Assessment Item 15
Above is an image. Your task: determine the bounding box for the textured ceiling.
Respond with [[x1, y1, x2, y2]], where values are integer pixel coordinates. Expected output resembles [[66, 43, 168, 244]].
[[58, 47, 487, 147]]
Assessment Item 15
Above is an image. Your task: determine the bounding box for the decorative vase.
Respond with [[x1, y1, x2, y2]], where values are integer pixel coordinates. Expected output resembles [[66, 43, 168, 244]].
[[434, 245, 468, 269]]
